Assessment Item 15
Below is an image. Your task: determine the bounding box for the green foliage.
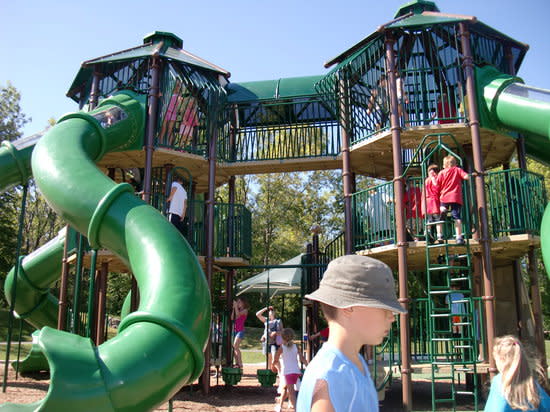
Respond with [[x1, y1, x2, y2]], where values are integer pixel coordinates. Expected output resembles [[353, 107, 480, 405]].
[[0, 82, 30, 141], [106, 272, 133, 316]]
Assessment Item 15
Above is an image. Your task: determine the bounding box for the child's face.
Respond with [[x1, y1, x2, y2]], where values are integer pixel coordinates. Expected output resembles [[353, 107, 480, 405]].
[[429, 169, 437, 177], [351, 306, 396, 345]]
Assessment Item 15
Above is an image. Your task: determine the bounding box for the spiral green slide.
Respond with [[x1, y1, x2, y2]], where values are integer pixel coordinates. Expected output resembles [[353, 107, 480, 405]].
[[1, 91, 211, 411]]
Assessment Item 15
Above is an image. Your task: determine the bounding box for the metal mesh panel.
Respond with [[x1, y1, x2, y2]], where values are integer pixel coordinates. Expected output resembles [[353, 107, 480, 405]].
[[469, 29, 523, 75], [96, 59, 150, 99], [157, 62, 226, 155]]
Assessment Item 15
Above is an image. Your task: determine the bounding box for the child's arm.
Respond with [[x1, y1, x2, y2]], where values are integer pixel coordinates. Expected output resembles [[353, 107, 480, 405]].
[[166, 185, 177, 202], [271, 347, 282, 373], [255, 307, 268, 323], [311, 379, 336, 412], [298, 349, 308, 367]]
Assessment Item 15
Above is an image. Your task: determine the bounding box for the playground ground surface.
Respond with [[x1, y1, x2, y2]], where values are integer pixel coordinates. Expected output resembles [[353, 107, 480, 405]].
[[0, 361, 483, 411]]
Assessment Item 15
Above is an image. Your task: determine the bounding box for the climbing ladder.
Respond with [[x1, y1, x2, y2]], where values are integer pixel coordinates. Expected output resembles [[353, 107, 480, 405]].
[[421, 136, 479, 411]]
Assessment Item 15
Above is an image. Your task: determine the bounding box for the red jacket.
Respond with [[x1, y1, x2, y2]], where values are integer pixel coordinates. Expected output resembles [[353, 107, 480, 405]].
[[437, 166, 468, 205], [424, 176, 440, 215]]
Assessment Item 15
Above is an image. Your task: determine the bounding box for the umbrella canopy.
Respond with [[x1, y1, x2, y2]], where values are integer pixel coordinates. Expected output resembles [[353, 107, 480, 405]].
[[237, 254, 304, 296]]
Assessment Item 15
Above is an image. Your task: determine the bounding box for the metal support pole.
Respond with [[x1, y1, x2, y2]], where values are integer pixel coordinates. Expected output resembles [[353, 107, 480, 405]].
[[338, 72, 354, 254], [225, 269, 235, 366], [385, 32, 412, 411], [89, 71, 101, 110], [201, 109, 219, 394], [142, 55, 161, 204], [86, 250, 98, 341], [459, 22, 497, 377], [528, 247, 548, 375], [2, 185, 28, 393], [228, 176, 236, 256], [311, 226, 321, 354], [57, 225, 70, 331], [72, 233, 84, 334], [95, 262, 109, 345]]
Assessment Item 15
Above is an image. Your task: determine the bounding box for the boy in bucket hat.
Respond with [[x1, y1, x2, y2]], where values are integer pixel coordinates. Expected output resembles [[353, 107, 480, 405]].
[[296, 255, 406, 412]]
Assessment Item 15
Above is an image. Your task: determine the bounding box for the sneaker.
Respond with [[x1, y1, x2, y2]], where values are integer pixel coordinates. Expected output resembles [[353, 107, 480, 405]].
[[436, 237, 444, 244], [456, 237, 465, 245], [274, 405, 282, 412]]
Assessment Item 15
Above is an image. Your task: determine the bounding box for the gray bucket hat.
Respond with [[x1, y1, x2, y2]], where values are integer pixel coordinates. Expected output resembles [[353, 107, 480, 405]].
[[305, 255, 406, 314]]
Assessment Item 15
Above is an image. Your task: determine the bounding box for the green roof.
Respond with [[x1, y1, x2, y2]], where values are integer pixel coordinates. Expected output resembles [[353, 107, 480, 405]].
[[324, 1, 528, 68], [227, 75, 325, 103], [67, 32, 229, 100]]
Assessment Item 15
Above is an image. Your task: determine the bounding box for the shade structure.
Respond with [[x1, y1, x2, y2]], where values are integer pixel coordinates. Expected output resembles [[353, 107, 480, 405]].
[[236, 254, 304, 296]]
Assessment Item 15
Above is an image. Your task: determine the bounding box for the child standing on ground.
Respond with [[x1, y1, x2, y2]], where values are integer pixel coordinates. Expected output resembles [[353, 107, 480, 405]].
[[232, 297, 249, 369], [296, 255, 406, 412], [424, 164, 444, 243], [272, 328, 308, 412], [485, 335, 550, 411], [437, 155, 469, 245]]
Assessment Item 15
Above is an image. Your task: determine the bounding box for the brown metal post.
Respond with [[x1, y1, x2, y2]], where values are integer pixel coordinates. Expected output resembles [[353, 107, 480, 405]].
[[228, 176, 236, 256], [130, 276, 139, 312], [459, 22, 497, 377], [200, 108, 219, 394], [57, 226, 70, 331], [89, 70, 101, 110], [338, 72, 354, 254], [311, 225, 321, 354], [225, 269, 235, 366], [528, 247, 548, 374], [142, 55, 161, 204], [305, 242, 314, 361], [385, 32, 412, 411], [95, 262, 109, 345]]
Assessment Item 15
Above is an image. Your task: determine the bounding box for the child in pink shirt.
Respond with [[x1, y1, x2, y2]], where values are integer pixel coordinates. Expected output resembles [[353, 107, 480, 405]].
[[232, 297, 249, 369], [437, 155, 469, 244], [424, 164, 443, 243]]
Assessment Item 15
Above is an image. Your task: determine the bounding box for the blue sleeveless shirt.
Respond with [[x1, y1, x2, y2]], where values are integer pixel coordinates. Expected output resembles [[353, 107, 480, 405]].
[[296, 343, 379, 412]]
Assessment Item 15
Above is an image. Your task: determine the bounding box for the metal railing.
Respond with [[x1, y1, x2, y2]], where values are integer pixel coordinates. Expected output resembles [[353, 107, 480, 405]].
[[219, 97, 340, 162], [352, 181, 396, 249], [486, 168, 547, 237], [189, 200, 252, 259], [324, 232, 345, 262]]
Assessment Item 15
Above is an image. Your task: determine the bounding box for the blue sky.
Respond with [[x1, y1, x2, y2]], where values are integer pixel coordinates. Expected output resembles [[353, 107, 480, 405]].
[[1, 0, 549, 136]]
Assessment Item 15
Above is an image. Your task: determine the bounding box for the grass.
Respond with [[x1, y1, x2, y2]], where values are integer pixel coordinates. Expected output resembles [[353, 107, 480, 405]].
[[0, 341, 31, 361], [0, 311, 34, 342], [240, 327, 264, 350], [242, 350, 268, 365]]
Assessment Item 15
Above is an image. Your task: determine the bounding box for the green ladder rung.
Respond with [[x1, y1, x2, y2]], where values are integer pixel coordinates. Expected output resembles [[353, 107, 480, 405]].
[[429, 290, 452, 295], [456, 390, 476, 396], [455, 367, 475, 372], [431, 313, 451, 318], [453, 321, 472, 326], [434, 398, 455, 403], [450, 276, 470, 282], [426, 220, 446, 226], [454, 345, 473, 349], [429, 265, 470, 271], [433, 376, 454, 380]]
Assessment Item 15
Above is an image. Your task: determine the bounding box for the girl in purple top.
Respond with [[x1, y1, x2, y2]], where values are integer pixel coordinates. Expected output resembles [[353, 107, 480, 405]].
[[232, 297, 249, 369]]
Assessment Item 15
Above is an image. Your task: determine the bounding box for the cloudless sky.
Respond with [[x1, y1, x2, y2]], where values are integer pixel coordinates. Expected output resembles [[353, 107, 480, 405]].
[[1, 0, 549, 136]]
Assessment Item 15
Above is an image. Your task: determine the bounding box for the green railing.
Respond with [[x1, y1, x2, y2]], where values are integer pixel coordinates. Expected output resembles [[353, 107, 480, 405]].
[[189, 200, 252, 259], [324, 232, 345, 262], [352, 181, 396, 249], [486, 168, 547, 237], [220, 97, 340, 162]]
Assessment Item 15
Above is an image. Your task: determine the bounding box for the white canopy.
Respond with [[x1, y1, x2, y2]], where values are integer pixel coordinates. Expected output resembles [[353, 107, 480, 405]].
[[236, 254, 304, 296]]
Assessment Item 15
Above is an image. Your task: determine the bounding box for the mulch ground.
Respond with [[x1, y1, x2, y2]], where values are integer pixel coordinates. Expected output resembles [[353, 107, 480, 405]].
[[0, 363, 485, 411]]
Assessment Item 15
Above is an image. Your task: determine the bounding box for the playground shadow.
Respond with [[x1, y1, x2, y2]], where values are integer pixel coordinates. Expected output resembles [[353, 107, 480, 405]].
[[380, 378, 487, 411]]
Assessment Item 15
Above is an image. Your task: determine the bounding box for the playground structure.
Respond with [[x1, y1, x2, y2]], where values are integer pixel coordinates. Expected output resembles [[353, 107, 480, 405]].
[[1, 1, 550, 411]]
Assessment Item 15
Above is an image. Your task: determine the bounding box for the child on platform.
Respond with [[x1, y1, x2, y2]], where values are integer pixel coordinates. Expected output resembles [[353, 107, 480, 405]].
[[424, 164, 443, 243], [272, 328, 308, 412], [296, 255, 406, 412], [485, 335, 550, 411], [437, 155, 469, 245]]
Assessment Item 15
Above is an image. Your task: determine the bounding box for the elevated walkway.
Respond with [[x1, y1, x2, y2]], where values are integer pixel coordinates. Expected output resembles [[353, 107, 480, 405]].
[[358, 234, 540, 271]]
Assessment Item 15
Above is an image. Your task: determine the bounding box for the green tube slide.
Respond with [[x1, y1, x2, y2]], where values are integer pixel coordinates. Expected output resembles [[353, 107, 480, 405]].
[[1, 91, 211, 411], [477, 65, 550, 279]]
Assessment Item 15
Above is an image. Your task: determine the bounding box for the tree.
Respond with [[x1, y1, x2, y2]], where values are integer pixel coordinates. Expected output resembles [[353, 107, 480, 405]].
[[0, 82, 30, 142]]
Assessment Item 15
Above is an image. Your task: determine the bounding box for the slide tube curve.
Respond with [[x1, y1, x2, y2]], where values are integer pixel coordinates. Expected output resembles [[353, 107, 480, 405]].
[[1, 91, 211, 411]]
